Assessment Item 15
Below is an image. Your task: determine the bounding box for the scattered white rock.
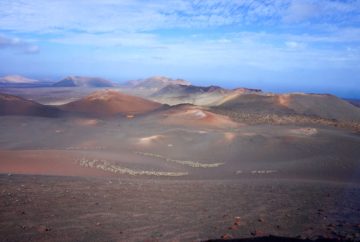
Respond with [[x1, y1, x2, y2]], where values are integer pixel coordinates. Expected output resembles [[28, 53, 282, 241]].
[[135, 151, 224, 168], [235, 170, 277, 175], [137, 135, 164, 145], [192, 110, 207, 119], [76, 158, 188, 177], [290, 127, 318, 136], [250, 170, 277, 174]]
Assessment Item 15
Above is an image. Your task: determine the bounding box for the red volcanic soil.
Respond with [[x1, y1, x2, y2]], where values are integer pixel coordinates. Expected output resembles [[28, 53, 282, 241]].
[[0, 93, 60, 117], [161, 104, 239, 128], [0, 150, 111, 177], [60, 90, 163, 117]]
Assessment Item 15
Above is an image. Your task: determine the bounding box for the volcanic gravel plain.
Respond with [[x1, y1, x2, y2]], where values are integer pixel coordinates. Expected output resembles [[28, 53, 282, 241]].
[[0, 87, 360, 241]]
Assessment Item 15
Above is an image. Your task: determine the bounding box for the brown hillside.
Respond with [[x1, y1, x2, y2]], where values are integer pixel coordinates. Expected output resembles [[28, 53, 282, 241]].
[[60, 90, 163, 117], [0, 93, 60, 117], [217, 93, 360, 121]]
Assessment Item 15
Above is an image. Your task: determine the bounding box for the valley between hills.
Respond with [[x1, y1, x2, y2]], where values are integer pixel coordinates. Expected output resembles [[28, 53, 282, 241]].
[[1, 75, 360, 241]]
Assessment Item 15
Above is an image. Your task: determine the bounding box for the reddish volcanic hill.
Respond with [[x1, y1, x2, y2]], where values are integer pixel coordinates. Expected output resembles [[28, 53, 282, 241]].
[[160, 104, 239, 128], [60, 90, 163, 117], [0, 93, 60, 117]]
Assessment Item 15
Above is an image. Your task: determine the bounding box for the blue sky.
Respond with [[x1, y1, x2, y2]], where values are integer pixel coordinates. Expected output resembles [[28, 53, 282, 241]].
[[0, 0, 360, 97]]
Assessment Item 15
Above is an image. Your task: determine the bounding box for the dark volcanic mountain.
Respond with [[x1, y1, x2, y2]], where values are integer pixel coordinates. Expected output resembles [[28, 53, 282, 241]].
[[151, 84, 262, 106], [0, 93, 61, 117], [60, 90, 163, 117], [217, 93, 360, 121], [153, 84, 228, 96], [53, 76, 116, 87]]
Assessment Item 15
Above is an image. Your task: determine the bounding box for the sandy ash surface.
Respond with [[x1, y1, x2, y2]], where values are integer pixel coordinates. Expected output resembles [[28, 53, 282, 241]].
[[0, 105, 360, 241], [1, 175, 360, 242]]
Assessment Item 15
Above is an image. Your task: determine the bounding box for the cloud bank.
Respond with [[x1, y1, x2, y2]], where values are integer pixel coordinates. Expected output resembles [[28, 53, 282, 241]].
[[0, 0, 359, 97], [0, 35, 39, 54]]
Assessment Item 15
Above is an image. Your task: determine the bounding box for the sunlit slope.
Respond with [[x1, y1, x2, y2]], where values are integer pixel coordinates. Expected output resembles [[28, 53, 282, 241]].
[[60, 90, 163, 117], [217, 93, 360, 121]]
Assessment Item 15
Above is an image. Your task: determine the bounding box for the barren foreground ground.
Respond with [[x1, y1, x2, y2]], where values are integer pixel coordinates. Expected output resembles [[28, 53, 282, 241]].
[[0, 88, 360, 241], [0, 113, 359, 242], [1, 175, 360, 242]]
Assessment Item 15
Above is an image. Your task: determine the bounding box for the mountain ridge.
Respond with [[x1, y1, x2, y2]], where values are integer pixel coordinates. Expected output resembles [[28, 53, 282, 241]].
[[53, 76, 116, 87]]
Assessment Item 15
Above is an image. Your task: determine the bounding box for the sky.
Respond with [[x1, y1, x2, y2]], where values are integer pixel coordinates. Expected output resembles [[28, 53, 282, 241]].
[[0, 0, 360, 97]]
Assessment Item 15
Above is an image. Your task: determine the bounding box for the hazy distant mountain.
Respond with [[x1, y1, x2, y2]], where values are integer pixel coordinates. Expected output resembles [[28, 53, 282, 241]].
[[344, 98, 360, 108], [125, 76, 191, 89], [0, 93, 61, 117], [217, 93, 360, 121], [151, 84, 262, 106], [60, 90, 163, 117], [53, 76, 116, 87], [0, 75, 39, 84], [153, 84, 228, 96]]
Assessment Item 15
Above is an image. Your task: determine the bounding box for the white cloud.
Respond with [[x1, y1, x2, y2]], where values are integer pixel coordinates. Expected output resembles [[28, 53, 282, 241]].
[[81, 30, 359, 73], [0, 0, 359, 35], [0, 0, 283, 33], [285, 41, 305, 49], [0, 0, 359, 75], [50, 32, 161, 48], [282, 0, 360, 24], [283, 1, 317, 23], [0, 35, 40, 54]]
